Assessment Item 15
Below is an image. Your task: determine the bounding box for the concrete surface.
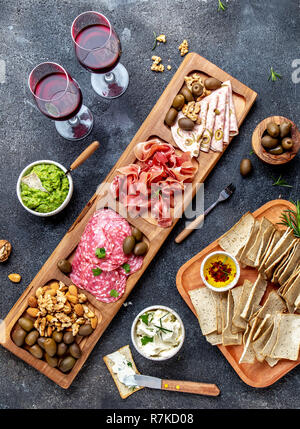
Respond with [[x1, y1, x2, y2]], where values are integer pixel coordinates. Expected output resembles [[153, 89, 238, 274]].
[[0, 0, 300, 409]]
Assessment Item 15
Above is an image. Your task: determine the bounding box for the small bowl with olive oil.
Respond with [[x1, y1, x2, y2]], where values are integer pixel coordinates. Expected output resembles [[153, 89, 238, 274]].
[[200, 251, 240, 293]]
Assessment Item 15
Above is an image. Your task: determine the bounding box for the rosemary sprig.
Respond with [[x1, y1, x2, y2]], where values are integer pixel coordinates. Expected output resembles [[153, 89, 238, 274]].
[[152, 31, 157, 50], [268, 67, 282, 82], [218, 0, 227, 11], [272, 175, 293, 188], [278, 201, 300, 238]]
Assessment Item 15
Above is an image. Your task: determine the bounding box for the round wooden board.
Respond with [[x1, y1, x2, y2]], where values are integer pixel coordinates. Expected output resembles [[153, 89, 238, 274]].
[[252, 116, 300, 165]]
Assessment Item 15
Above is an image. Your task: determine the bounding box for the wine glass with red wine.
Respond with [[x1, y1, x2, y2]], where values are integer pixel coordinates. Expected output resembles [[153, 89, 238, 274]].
[[71, 11, 129, 98], [28, 62, 93, 141]]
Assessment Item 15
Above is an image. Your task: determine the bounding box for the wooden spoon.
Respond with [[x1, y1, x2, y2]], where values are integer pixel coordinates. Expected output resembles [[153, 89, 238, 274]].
[[65, 140, 100, 175]]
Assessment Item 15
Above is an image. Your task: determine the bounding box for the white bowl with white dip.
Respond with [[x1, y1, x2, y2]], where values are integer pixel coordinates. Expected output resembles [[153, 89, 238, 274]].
[[131, 305, 185, 361]]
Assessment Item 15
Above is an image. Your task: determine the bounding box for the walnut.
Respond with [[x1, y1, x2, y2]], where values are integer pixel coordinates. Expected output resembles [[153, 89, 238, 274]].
[[151, 56, 164, 72], [178, 39, 189, 56], [72, 323, 80, 336], [0, 240, 12, 262], [182, 101, 201, 122], [156, 34, 166, 43], [78, 293, 88, 303]]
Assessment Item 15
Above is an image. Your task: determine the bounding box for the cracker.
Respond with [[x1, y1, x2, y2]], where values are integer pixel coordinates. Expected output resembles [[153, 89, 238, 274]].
[[240, 274, 267, 322], [232, 280, 253, 331], [270, 314, 300, 361], [222, 290, 242, 346], [238, 220, 260, 265], [189, 287, 217, 335], [218, 212, 255, 257], [103, 345, 144, 399], [245, 218, 274, 267], [278, 241, 300, 285]]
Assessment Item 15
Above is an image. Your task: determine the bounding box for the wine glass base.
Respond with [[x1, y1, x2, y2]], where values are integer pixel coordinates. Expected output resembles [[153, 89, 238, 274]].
[[91, 63, 129, 99], [55, 105, 94, 141]]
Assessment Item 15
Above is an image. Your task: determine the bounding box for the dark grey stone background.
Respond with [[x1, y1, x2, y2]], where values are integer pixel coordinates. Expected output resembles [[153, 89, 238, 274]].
[[0, 0, 299, 409]]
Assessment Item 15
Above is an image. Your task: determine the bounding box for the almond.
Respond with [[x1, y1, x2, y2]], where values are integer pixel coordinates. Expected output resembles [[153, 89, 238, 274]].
[[49, 281, 60, 290], [74, 304, 84, 316], [27, 307, 39, 318], [8, 273, 21, 283], [68, 285, 78, 296], [44, 289, 57, 298], [47, 326, 52, 337], [91, 316, 98, 329], [66, 293, 78, 305], [28, 296, 38, 308]]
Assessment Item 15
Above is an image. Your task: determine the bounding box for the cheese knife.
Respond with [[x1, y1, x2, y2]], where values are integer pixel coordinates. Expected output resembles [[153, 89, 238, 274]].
[[123, 374, 220, 396]]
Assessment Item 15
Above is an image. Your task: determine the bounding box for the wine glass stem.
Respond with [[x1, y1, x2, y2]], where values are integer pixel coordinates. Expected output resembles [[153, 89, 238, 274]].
[[68, 115, 80, 126], [104, 72, 115, 84]]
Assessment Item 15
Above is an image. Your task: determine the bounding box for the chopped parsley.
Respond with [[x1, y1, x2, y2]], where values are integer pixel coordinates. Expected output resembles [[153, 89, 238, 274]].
[[109, 289, 119, 297], [139, 314, 150, 325], [95, 247, 106, 259], [92, 267, 102, 276], [122, 263, 131, 274], [141, 335, 154, 346], [127, 361, 133, 367]]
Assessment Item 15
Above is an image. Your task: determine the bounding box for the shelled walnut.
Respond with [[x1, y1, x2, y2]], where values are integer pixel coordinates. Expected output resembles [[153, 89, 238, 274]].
[[0, 240, 12, 262]]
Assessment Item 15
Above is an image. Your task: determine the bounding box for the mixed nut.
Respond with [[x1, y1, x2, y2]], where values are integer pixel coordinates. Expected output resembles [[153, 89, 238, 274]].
[[12, 281, 98, 373], [261, 121, 293, 155], [164, 73, 221, 130], [0, 240, 12, 263]]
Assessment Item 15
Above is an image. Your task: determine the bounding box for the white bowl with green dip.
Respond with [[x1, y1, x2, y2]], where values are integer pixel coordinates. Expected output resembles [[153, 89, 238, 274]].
[[17, 160, 73, 217]]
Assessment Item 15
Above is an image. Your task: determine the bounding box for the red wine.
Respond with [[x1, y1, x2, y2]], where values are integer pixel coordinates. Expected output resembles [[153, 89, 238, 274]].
[[34, 73, 82, 121], [75, 24, 121, 73]]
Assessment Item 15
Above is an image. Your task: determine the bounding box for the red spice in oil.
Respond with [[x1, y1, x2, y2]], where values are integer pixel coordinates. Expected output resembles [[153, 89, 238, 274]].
[[206, 260, 233, 283]]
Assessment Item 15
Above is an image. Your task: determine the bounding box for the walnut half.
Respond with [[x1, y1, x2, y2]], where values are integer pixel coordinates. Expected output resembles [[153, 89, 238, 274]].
[[0, 240, 12, 263]]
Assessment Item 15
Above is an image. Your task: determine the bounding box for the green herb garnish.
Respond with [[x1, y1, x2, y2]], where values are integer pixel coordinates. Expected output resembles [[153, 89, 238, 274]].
[[152, 31, 157, 50], [122, 263, 131, 274], [127, 361, 133, 367], [139, 314, 150, 325], [154, 324, 173, 333], [268, 67, 282, 82], [249, 149, 254, 155], [141, 335, 153, 346], [95, 247, 106, 259], [218, 0, 227, 11], [272, 175, 292, 188], [278, 200, 300, 238], [92, 267, 102, 276], [109, 289, 119, 298]]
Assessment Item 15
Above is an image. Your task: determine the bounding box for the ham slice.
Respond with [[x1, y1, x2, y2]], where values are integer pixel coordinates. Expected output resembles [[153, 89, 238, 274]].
[[211, 86, 227, 152], [200, 94, 218, 152]]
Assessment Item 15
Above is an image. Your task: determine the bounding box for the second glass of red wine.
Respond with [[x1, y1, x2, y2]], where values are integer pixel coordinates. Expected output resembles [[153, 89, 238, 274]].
[[28, 62, 93, 141], [71, 11, 129, 99]]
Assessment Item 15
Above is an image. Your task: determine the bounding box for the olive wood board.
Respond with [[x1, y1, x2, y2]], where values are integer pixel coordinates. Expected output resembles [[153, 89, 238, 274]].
[[252, 116, 300, 165], [0, 52, 257, 389], [176, 199, 299, 388]]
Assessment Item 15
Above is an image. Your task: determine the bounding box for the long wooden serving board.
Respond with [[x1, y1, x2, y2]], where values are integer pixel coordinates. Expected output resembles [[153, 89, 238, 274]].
[[0, 53, 257, 388], [176, 199, 299, 388]]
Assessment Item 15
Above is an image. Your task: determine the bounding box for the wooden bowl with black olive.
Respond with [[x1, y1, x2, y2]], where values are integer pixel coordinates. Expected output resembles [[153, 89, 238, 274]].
[[252, 116, 300, 165]]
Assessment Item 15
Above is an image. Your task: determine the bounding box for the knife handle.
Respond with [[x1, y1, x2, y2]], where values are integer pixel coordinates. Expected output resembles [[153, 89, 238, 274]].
[[70, 141, 100, 171], [161, 379, 220, 396]]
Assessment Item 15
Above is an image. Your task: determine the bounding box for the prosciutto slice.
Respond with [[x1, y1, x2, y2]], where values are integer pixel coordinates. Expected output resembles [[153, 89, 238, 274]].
[[110, 139, 198, 227]]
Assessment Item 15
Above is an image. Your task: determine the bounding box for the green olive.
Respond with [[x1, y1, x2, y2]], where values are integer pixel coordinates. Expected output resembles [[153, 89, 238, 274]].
[[37, 337, 47, 350], [57, 259, 72, 274], [18, 317, 34, 332], [269, 145, 284, 155], [164, 108, 178, 127], [261, 135, 279, 149], [25, 330, 39, 346], [240, 158, 253, 177], [69, 343, 82, 359], [204, 77, 222, 90], [12, 327, 27, 347], [45, 353, 58, 368], [133, 242, 148, 256], [191, 83, 203, 97], [132, 227, 143, 242], [178, 117, 195, 131], [52, 331, 63, 343], [44, 338, 57, 357], [180, 87, 194, 102], [63, 332, 75, 345], [123, 236, 136, 255], [78, 324, 94, 337], [172, 94, 185, 110], [59, 356, 76, 373], [57, 342, 68, 357], [266, 122, 280, 138], [282, 137, 294, 151], [280, 122, 292, 139], [28, 344, 43, 359]]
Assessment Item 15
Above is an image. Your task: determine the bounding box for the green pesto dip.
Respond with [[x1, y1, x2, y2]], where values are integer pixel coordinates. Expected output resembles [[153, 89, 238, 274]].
[[20, 164, 69, 213]]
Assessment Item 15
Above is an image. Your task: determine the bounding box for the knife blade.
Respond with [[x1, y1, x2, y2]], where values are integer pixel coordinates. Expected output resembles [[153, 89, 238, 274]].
[[123, 374, 220, 396]]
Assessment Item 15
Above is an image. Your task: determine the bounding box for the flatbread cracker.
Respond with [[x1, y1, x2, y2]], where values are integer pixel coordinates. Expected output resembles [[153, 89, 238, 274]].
[[103, 345, 144, 399], [278, 241, 300, 285], [245, 218, 274, 267], [222, 290, 242, 346], [238, 220, 260, 265], [189, 288, 217, 335], [240, 275, 267, 322], [232, 280, 253, 331], [270, 314, 300, 361], [218, 212, 255, 258]]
